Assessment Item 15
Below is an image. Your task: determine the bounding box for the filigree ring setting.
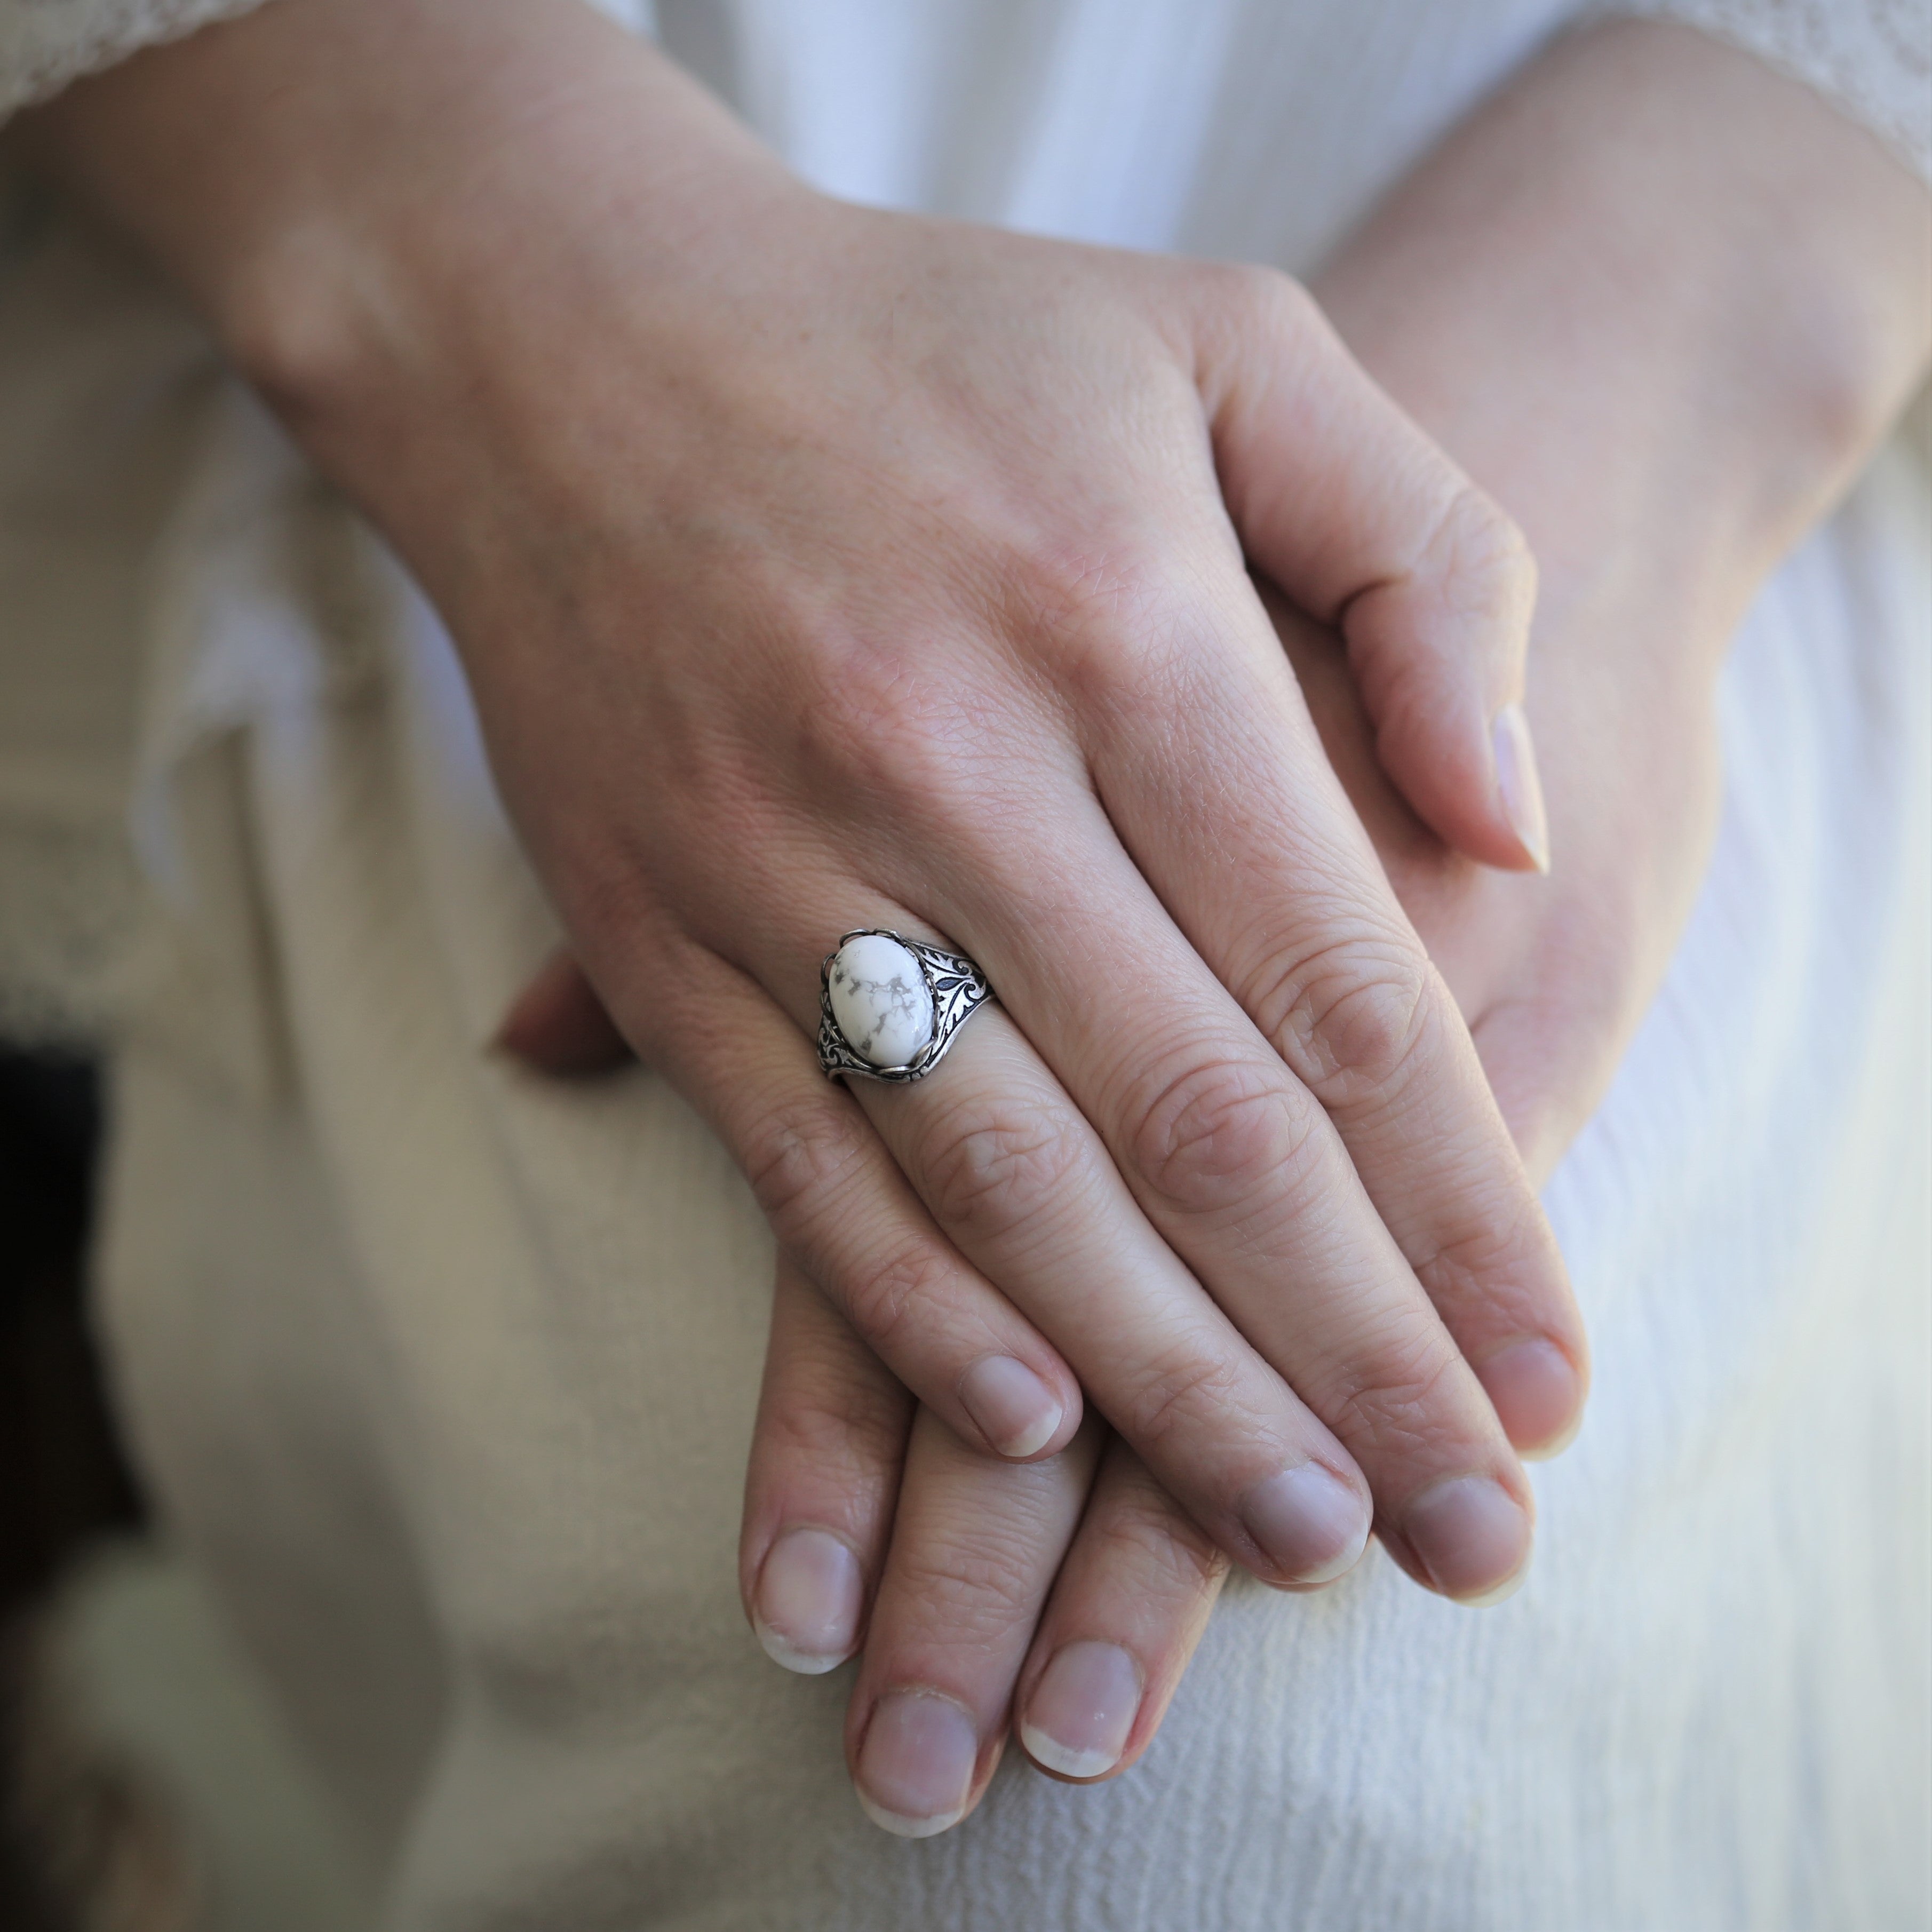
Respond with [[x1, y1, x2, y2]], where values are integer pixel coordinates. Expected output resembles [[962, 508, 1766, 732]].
[[817, 929, 995, 1084]]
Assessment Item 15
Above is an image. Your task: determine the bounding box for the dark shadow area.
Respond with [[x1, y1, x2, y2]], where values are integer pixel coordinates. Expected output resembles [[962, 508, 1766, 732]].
[[0, 1046, 146, 1931]]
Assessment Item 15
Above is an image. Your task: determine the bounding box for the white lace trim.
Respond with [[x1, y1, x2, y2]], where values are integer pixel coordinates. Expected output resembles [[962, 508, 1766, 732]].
[[1603, 0, 1932, 179], [0, 0, 280, 123]]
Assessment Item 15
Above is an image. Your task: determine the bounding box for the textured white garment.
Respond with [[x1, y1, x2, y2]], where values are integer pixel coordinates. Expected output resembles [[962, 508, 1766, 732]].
[[1605, 0, 1932, 174], [0, 3, 1927, 1929], [0, 0, 268, 120]]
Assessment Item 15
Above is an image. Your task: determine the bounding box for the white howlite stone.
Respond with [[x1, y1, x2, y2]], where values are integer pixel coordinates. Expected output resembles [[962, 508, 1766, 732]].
[[828, 934, 935, 1068]]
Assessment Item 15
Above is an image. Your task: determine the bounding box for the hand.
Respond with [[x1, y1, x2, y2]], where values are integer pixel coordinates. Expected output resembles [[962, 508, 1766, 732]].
[[733, 18, 1932, 1835], [26, 0, 1589, 1603], [740, 570, 1710, 1831], [516, 542, 1724, 1826]]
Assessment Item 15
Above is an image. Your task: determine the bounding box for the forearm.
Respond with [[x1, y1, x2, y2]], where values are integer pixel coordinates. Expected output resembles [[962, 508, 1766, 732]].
[[1315, 18, 1932, 655], [7, 0, 783, 481]]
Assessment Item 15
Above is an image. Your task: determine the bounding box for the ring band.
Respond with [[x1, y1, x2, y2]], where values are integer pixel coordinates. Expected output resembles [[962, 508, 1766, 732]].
[[818, 928, 995, 1084]]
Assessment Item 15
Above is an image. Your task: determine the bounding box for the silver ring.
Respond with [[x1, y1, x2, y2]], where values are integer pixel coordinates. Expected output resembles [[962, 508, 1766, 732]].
[[818, 928, 995, 1084]]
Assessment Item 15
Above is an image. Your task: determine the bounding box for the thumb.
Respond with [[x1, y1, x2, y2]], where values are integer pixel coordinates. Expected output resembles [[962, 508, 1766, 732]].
[[1197, 270, 1549, 873]]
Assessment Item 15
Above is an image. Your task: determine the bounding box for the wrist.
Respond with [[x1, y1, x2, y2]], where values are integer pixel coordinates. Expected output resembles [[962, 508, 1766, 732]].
[[1314, 19, 1931, 666], [14, 0, 793, 479]]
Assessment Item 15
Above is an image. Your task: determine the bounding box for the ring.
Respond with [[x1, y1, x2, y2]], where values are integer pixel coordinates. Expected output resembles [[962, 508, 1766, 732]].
[[818, 928, 996, 1084]]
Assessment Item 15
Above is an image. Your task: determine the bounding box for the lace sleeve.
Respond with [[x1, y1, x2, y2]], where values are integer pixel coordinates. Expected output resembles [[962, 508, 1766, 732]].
[[1600, 0, 1932, 180], [0, 0, 279, 123]]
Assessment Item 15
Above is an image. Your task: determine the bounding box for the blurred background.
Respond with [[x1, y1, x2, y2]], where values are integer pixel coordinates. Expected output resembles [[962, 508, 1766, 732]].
[[1, 1043, 369, 1932]]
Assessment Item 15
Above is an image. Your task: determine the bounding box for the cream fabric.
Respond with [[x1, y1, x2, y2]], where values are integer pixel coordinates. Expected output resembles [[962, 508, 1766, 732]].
[[1604, 0, 1932, 176], [0, 3, 1926, 1927], [0, 0, 271, 120]]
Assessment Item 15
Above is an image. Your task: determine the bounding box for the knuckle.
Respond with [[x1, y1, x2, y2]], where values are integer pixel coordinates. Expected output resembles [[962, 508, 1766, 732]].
[[891, 1522, 1052, 1629], [919, 1111, 1088, 1247], [804, 639, 975, 805], [998, 536, 1197, 710], [1410, 1201, 1539, 1309], [1326, 1327, 1469, 1465], [798, 625, 1060, 862], [1223, 262, 1322, 339], [1432, 483, 1538, 633], [1130, 1056, 1314, 1221], [760, 1366, 910, 1473], [1252, 931, 1437, 1114], [1092, 1490, 1229, 1598], [743, 1095, 871, 1241], [1408, 1194, 1571, 1350], [1007, 532, 1173, 638], [832, 1239, 955, 1359], [1119, 1346, 1252, 1457]]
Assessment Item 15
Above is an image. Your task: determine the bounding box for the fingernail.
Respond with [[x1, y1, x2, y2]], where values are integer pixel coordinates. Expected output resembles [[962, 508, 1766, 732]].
[[753, 1528, 864, 1674], [1402, 1474, 1532, 1604], [1020, 1641, 1142, 1780], [1477, 1338, 1584, 1460], [1238, 1464, 1371, 1584], [958, 1355, 1063, 1459], [1492, 704, 1551, 873], [855, 1691, 979, 1838]]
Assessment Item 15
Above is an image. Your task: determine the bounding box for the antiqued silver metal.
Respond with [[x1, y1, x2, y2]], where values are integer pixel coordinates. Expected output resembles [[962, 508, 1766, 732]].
[[817, 928, 996, 1083]]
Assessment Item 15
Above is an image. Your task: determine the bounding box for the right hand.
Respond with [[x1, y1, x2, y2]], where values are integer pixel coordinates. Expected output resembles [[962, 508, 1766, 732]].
[[30, 0, 1584, 1601]]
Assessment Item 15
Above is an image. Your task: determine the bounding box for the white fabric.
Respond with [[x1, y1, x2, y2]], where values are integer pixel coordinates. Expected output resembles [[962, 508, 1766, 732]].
[[0, 3, 1925, 1928], [0, 178, 210, 1044], [0, 0, 271, 120], [1604, 0, 1932, 177]]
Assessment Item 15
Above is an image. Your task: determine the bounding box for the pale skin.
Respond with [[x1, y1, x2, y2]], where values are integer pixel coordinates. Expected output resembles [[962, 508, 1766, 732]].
[[18, 1, 1930, 1841]]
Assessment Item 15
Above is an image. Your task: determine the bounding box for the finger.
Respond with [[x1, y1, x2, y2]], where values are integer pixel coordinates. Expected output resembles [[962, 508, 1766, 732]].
[[747, 1293, 1259, 1813], [594, 810, 1531, 1600], [1274, 597, 1591, 1207], [1057, 570, 1589, 1472], [1015, 1436, 1230, 1784], [849, 1000, 1390, 1586], [845, 1405, 1103, 1837], [679, 841, 1541, 1600], [740, 1253, 912, 1673], [876, 799, 1540, 1601], [1196, 266, 1549, 873], [494, 945, 634, 1076], [707, 877, 1396, 1587], [622, 937, 1085, 1462]]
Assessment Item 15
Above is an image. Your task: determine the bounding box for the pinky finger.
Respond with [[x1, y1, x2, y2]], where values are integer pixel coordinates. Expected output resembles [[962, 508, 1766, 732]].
[[740, 1253, 916, 1674], [1015, 1440, 1233, 1783]]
